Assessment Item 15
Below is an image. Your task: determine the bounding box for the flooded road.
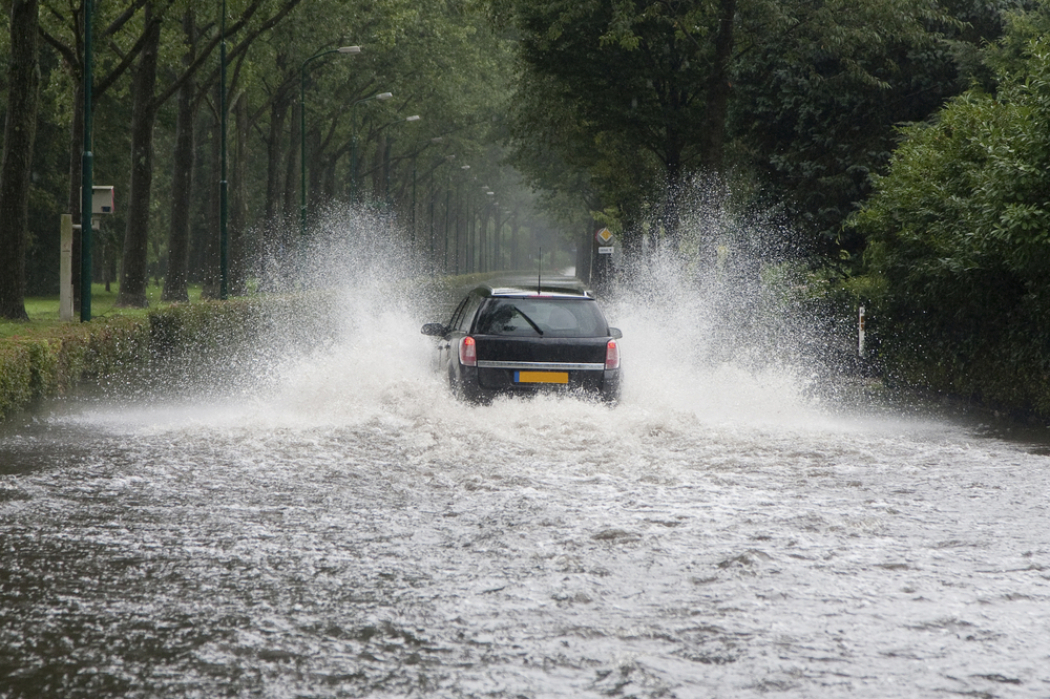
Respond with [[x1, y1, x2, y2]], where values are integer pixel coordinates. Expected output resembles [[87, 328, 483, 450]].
[[2, 275, 1050, 698]]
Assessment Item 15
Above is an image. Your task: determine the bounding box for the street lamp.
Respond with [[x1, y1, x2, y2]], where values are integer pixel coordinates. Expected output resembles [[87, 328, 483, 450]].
[[482, 189, 495, 272], [381, 115, 421, 207], [300, 45, 361, 238], [350, 91, 393, 202], [220, 0, 227, 298], [80, 0, 94, 320], [457, 165, 470, 273], [411, 134, 444, 245]]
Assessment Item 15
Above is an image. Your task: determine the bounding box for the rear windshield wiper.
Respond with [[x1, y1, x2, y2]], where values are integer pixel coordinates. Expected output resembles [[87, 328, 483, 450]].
[[512, 307, 544, 336]]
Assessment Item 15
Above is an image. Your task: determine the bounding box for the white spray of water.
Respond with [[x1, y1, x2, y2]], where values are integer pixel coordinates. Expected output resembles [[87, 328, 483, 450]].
[[221, 192, 885, 446], [64, 193, 900, 441]]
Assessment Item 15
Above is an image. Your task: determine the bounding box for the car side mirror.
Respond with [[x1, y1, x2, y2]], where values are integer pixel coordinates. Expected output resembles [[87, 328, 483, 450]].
[[609, 327, 623, 340], [421, 322, 447, 337]]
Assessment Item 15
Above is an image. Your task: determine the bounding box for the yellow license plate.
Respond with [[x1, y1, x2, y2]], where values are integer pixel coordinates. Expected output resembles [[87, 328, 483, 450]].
[[515, 371, 569, 384]]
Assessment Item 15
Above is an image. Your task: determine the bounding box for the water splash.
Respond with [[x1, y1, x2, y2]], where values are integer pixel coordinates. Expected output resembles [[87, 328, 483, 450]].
[[41, 188, 867, 440], [601, 178, 857, 429], [164, 188, 861, 436]]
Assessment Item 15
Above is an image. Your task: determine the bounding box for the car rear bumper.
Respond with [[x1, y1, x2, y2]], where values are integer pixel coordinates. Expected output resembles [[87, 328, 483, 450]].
[[457, 364, 620, 403]]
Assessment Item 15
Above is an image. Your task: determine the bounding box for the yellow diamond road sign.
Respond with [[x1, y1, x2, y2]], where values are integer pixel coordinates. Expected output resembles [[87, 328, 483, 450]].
[[595, 227, 613, 244]]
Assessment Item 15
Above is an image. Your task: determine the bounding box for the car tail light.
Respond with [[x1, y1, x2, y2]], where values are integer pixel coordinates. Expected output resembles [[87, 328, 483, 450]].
[[605, 339, 620, 370], [460, 336, 477, 366]]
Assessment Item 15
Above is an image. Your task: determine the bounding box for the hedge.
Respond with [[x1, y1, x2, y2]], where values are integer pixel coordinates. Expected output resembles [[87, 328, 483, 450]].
[[0, 316, 151, 420], [0, 295, 332, 421]]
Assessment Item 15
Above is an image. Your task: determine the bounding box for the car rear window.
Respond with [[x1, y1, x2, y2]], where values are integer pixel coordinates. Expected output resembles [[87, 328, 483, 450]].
[[474, 298, 609, 338]]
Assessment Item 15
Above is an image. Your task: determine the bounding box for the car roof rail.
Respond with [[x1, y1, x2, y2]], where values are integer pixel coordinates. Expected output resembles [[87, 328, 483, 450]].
[[481, 274, 591, 298]]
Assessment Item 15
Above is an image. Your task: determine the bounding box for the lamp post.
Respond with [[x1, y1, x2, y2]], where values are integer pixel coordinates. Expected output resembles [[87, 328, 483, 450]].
[[382, 115, 420, 208], [299, 45, 361, 238], [413, 136, 443, 247], [455, 165, 469, 273], [80, 0, 94, 321], [484, 189, 495, 272], [219, 0, 228, 299], [349, 91, 393, 203]]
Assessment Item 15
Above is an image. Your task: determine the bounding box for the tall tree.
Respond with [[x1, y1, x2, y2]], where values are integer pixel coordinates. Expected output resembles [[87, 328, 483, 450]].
[[0, 0, 41, 320], [162, 9, 198, 302], [730, 0, 1013, 255], [116, 0, 302, 305], [117, 1, 163, 307], [506, 0, 953, 247], [6, 0, 520, 303], [849, 7, 1050, 409], [508, 0, 745, 242]]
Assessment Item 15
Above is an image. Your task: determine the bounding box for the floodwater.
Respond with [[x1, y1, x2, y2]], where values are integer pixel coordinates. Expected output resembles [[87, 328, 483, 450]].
[[2, 255, 1050, 698]]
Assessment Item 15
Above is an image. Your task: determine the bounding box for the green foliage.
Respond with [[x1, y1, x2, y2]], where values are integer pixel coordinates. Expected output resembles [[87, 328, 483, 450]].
[[0, 317, 150, 419], [507, 0, 724, 231], [0, 343, 32, 420], [0, 296, 324, 421], [1, 0, 526, 309], [506, 0, 972, 250], [731, 32, 967, 254], [849, 13, 1050, 414], [727, 0, 1021, 255]]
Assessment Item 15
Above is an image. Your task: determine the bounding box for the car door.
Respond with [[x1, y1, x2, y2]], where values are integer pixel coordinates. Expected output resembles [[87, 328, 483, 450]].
[[438, 291, 483, 372]]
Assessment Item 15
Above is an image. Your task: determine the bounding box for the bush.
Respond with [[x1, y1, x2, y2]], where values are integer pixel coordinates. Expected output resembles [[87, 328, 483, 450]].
[[0, 317, 152, 420], [0, 297, 325, 421], [0, 344, 33, 420], [848, 26, 1050, 417]]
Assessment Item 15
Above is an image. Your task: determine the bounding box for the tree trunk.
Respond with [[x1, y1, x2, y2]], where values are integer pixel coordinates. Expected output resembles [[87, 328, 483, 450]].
[[230, 94, 249, 294], [200, 108, 222, 299], [0, 0, 41, 320], [265, 88, 288, 223], [283, 101, 300, 222], [699, 0, 736, 172], [323, 153, 339, 203], [509, 215, 519, 270], [163, 12, 197, 303], [661, 135, 684, 247], [306, 128, 323, 215], [575, 228, 592, 285], [118, 5, 162, 308]]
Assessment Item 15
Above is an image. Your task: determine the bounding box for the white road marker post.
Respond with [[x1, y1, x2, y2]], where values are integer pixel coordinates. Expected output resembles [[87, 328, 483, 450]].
[[858, 305, 866, 358]]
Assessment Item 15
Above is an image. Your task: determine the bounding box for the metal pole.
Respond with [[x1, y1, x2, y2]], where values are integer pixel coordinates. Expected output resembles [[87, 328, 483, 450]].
[[349, 92, 392, 205], [447, 177, 455, 272], [80, 0, 93, 321], [411, 155, 417, 247], [350, 122, 358, 204], [384, 137, 392, 208], [428, 197, 435, 274], [349, 100, 362, 204], [219, 0, 228, 299], [494, 204, 501, 271], [299, 61, 309, 238]]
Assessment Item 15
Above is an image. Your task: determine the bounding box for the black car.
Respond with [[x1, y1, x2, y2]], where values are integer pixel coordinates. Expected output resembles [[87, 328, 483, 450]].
[[421, 276, 622, 403]]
